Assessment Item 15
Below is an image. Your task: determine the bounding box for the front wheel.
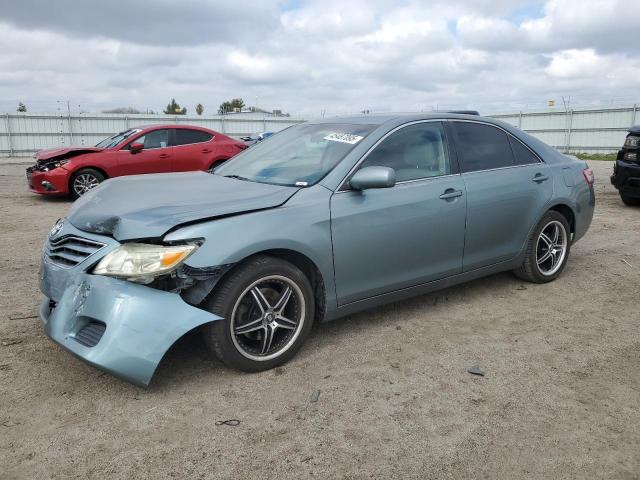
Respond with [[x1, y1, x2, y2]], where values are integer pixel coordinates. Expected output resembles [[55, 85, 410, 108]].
[[514, 211, 571, 283], [202, 255, 315, 372], [70, 168, 105, 199], [620, 193, 640, 207]]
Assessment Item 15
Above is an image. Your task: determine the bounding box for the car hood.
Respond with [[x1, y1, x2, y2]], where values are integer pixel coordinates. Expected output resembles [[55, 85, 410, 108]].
[[36, 147, 104, 161], [67, 172, 300, 240]]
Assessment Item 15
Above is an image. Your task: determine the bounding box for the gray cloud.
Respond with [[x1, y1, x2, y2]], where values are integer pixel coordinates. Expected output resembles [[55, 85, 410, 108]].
[[0, 0, 279, 45], [0, 0, 639, 116]]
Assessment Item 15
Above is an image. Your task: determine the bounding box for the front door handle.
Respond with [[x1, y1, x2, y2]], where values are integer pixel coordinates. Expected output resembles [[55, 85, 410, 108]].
[[439, 189, 463, 200], [201, 149, 212, 153], [159, 153, 170, 159], [532, 173, 549, 183]]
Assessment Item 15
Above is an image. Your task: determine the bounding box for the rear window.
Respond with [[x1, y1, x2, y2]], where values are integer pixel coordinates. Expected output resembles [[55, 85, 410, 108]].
[[174, 129, 213, 146]]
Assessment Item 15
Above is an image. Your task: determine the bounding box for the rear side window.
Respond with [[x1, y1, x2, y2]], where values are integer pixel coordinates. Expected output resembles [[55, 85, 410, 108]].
[[453, 122, 515, 173], [174, 129, 213, 146], [508, 136, 540, 165]]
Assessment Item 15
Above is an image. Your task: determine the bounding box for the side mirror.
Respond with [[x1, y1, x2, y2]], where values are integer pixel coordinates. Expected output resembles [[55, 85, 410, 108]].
[[349, 166, 396, 190], [130, 142, 144, 154]]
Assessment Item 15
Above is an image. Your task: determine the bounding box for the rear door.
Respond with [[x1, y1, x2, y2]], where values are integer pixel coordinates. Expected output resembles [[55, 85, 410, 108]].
[[331, 121, 467, 305], [451, 121, 553, 271], [114, 129, 173, 176], [171, 128, 215, 172]]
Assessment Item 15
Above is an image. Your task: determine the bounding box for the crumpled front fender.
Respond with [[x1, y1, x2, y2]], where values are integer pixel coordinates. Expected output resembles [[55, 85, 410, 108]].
[[40, 273, 221, 387]]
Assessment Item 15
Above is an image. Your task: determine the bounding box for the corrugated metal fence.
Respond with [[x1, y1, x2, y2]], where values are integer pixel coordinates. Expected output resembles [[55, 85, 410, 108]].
[[489, 105, 638, 154], [2, 105, 638, 156], [0, 112, 305, 156]]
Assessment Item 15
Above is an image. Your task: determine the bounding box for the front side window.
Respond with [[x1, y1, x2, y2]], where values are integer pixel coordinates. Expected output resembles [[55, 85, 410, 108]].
[[358, 122, 451, 182], [215, 123, 376, 186], [128, 129, 169, 149], [174, 129, 213, 146], [453, 122, 515, 172]]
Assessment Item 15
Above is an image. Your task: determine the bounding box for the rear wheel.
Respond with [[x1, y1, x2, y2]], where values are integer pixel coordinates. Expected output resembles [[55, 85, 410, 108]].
[[514, 211, 571, 283], [202, 255, 315, 372], [207, 159, 227, 174], [70, 168, 105, 199], [620, 193, 640, 206]]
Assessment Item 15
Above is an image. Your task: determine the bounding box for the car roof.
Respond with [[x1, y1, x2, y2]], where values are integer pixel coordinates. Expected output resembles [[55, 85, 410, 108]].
[[133, 124, 215, 131], [309, 112, 490, 127]]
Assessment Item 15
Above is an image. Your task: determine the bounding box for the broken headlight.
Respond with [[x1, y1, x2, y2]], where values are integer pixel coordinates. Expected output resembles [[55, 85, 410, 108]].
[[39, 159, 69, 171], [93, 243, 197, 283]]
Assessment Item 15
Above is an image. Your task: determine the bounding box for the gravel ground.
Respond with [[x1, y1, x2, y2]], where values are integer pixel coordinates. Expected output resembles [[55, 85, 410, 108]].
[[0, 159, 638, 479]]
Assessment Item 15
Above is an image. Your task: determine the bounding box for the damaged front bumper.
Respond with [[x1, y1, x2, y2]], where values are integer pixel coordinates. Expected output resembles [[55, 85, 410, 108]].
[[39, 223, 222, 387], [26, 165, 70, 195]]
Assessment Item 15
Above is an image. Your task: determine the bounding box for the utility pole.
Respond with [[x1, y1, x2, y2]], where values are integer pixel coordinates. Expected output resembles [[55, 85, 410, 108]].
[[66, 100, 73, 143]]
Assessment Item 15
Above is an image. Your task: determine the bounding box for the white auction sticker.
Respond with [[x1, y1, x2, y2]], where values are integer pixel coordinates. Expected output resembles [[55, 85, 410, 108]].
[[323, 132, 364, 144]]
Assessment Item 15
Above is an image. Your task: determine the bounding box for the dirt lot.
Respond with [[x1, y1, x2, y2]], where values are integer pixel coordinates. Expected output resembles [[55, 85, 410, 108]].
[[0, 160, 638, 479]]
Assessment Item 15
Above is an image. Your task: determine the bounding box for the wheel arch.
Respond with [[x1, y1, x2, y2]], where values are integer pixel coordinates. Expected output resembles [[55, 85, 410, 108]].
[[548, 203, 575, 235], [207, 248, 327, 322], [68, 166, 109, 192]]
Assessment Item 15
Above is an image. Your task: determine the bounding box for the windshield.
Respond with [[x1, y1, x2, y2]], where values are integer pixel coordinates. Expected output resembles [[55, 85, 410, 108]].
[[95, 129, 141, 149], [215, 123, 376, 186]]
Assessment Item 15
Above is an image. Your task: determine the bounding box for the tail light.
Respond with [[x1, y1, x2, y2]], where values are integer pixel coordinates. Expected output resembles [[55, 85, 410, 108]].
[[582, 167, 594, 186]]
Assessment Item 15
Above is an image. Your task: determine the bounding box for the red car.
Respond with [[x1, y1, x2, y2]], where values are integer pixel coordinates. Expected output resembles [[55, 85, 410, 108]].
[[26, 124, 246, 198]]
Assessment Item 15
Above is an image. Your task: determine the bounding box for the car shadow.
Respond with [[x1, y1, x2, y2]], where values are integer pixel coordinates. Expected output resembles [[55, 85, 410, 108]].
[[151, 271, 518, 389]]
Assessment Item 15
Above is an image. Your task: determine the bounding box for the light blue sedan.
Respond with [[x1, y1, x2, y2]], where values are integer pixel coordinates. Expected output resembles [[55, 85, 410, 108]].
[[39, 113, 595, 386]]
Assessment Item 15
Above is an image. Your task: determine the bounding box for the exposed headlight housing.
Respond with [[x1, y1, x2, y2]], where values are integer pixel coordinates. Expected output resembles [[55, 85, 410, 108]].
[[40, 159, 69, 172], [624, 136, 639, 148], [93, 243, 197, 283]]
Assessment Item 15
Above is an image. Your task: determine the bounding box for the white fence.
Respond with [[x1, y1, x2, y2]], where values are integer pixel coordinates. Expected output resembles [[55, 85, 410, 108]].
[[0, 112, 305, 156], [489, 105, 638, 154], [2, 105, 638, 156]]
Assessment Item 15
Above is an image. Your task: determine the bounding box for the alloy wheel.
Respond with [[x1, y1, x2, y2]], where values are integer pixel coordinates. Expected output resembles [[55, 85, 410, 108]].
[[230, 275, 305, 361], [73, 173, 100, 196], [536, 220, 567, 276]]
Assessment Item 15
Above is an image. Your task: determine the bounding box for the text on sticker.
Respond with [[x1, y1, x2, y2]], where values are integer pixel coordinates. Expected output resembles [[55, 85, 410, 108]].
[[323, 133, 364, 144]]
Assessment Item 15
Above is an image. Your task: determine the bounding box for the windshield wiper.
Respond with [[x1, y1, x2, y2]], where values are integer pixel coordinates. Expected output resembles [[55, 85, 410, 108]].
[[223, 174, 252, 182]]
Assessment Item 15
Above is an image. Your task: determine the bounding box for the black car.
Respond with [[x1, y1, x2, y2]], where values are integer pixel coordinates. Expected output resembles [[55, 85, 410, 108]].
[[611, 125, 640, 206]]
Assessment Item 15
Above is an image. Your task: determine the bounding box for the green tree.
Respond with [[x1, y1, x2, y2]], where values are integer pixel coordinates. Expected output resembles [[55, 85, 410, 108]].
[[163, 98, 187, 115], [218, 98, 245, 114], [17, 102, 27, 112], [195, 103, 204, 116]]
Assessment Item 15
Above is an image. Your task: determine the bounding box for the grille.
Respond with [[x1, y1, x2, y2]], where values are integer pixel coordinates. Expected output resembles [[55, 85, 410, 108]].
[[75, 321, 106, 347], [46, 235, 106, 267]]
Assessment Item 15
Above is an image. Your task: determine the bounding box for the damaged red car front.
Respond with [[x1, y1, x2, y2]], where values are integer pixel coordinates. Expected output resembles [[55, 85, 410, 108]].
[[26, 147, 105, 196]]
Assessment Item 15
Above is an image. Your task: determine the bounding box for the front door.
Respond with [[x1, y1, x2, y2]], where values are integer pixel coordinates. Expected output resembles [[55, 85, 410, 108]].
[[114, 128, 173, 176], [330, 121, 467, 305]]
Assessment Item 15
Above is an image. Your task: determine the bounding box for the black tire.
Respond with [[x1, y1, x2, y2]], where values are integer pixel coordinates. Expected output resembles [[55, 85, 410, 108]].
[[70, 168, 106, 199], [620, 194, 640, 207], [201, 255, 315, 372], [207, 159, 227, 174], [514, 210, 571, 283]]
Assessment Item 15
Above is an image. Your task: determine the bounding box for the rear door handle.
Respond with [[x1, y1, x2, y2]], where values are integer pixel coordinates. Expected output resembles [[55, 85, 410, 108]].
[[532, 173, 549, 183], [201, 149, 212, 153], [439, 189, 463, 200], [159, 153, 170, 159]]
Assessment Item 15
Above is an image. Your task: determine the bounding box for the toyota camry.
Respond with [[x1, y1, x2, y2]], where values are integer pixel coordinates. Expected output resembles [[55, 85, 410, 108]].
[[38, 113, 594, 386]]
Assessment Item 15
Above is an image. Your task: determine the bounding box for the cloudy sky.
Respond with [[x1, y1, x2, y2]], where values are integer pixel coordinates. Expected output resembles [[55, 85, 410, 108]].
[[0, 0, 639, 116]]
